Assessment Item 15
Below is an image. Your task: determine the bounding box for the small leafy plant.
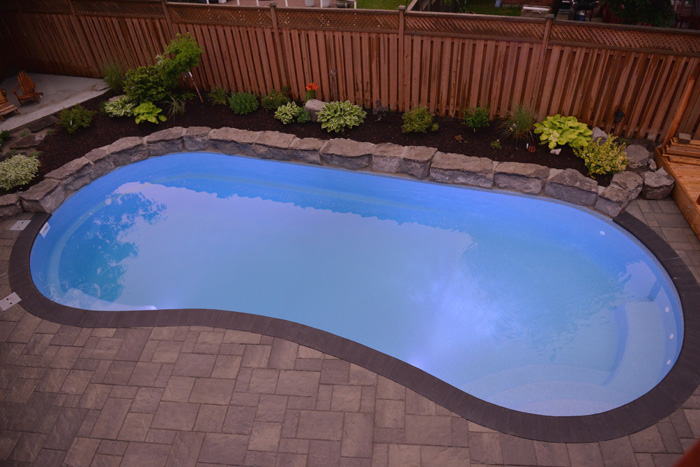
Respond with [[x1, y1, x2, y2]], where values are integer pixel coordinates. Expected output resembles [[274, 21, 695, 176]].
[[373, 99, 388, 121], [275, 102, 310, 124], [500, 105, 537, 142], [318, 101, 367, 133], [208, 87, 228, 106], [58, 105, 95, 134], [134, 102, 167, 124], [304, 82, 318, 102], [0, 154, 40, 191], [574, 135, 629, 176], [103, 95, 136, 118], [228, 92, 259, 115], [534, 114, 592, 149], [0, 130, 10, 145], [124, 65, 169, 104], [101, 62, 125, 93], [164, 93, 190, 119], [261, 89, 291, 111], [402, 106, 438, 133], [490, 140, 502, 149], [462, 104, 490, 132]]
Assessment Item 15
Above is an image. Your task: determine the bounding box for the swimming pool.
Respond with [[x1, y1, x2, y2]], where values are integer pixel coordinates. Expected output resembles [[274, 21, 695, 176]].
[[29, 152, 683, 417]]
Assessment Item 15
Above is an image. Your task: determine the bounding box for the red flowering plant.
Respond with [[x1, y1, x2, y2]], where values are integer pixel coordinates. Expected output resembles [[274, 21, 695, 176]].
[[304, 82, 318, 102]]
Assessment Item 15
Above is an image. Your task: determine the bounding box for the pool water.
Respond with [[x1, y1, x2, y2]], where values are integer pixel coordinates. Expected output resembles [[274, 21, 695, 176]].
[[30, 153, 683, 416]]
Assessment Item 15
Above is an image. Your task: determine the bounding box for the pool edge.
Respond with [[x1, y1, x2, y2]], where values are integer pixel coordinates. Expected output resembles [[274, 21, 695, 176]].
[[10, 209, 700, 443]]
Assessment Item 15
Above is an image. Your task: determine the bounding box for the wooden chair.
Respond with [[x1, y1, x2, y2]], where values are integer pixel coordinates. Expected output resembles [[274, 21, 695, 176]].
[[0, 89, 20, 121], [12, 71, 43, 106]]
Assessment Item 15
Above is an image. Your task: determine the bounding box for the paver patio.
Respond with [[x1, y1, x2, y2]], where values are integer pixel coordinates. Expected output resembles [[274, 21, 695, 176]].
[[0, 197, 698, 466]]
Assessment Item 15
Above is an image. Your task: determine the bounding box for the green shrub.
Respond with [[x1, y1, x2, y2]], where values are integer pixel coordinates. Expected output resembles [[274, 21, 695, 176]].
[[0, 155, 40, 191], [261, 89, 290, 111], [534, 114, 592, 149], [462, 105, 490, 132], [134, 102, 167, 124], [574, 135, 629, 176], [274, 102, 310, 124], [103, 95, 136, 118], [101, 62, 125, 93], [160, 32, 204, 87], [228, 92, 259, 115], [402, 106, 438, 133], [208, 87, 228, 106], [318, 101, 367, 133], [58, 105, 95, 134], [500, 105, 536, 142], [490, 140, 502, 149], [0, 130, 9, 145], [124, 65, 169, 104]]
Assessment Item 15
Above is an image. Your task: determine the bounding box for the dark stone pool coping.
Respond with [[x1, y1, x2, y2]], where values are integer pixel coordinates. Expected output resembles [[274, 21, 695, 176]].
[[9, 208, 700, 444]]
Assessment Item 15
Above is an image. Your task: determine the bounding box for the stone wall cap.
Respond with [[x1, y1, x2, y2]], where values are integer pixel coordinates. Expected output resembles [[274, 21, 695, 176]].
[[45, 157, 92, 181], [321, 139, 376, 157], [403, 145, 437, 162], [548, 168, 598, 192], [106, 136, 145, 153], [20, 179, 61, 201], [209, 127, 258, 144], [145, 127, 185, 143], [432, 152, 493, 172], [84, 147, 110, 163], [289, 137, 325, 151], [185, 126, 212, 135], [255, 131, 296, 148], [373, 142, 405, 157], [495, 161, 550, 179]]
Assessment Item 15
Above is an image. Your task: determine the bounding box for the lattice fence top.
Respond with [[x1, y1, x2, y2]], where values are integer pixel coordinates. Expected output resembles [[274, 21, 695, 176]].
[[550, 23, 700, 55], [169, 5, 272, 27], [276, 9, 399, 32], [404, 13, 544, 41], [4, 0, 72, 14], [72, 0, 165, 18]]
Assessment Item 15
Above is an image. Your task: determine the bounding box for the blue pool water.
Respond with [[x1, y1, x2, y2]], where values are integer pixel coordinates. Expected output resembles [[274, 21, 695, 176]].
[[30, 153, 683, 416]]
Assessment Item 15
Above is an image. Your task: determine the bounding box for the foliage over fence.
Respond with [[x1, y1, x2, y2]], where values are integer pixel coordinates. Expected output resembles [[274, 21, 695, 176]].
[[1, 0, 700, 140]]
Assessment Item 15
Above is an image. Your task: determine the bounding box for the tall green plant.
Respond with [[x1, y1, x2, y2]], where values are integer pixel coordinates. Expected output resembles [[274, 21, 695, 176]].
[[500, 105, 536, 142], [101, 62, 125, 93]]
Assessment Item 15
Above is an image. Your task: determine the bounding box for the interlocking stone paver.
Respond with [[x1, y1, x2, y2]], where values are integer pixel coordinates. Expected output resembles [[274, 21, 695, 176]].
[[387, 444, 420, 467], [269, 338, 299, 369], [249, 421, 283, 451], [162, 376, 195, 402], [63, 437, 100, 467], [223, 405, 257, 435], [90, 397, 132, 439], [501, 434, 537, 465], [211, 354, 242, 379], [117, 412, 153, 441], [341, 412, 373, 458], [332, 385, 362, 412], [249, 368, 280, 394], [59, 369, 93, 394], [114, 328, 151, 361], [8, 432, 46, 463], [189, 377, 235, 405], [534, 440, 570, 466], [420, 445, 470, 467], [600, 436, 642, 466], [298, 411, 345, 441], [194, 404, 226, 432], [128, 361, 161, 386], [630, 425, 666, 453], [120, 442, 171, 467], [308, 439, 342, 467], [33, 448, 67, 466], [151, 401, 199, 431], [567, 442, 604, 466], [172, 353, 216, 377], [131, 387, 164, 414], [101, 360, 136, 385], [376, 376, 405, 400], [405, 415, 452, 446], [43, 407, 86, 450], [316, 384, 333, 411], [199, 433, 248, 464], [321, 359, 350, 384], [469, 432, 504, 464], [98, 440, 128, 456], [276, 370, 321, 396], [256, 394, 288, 422], [167, 431, 204, 467], [242, 344, 272, 368]]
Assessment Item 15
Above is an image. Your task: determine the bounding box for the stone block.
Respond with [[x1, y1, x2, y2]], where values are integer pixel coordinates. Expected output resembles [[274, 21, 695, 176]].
[[106, 136, 148, 167], [84, 147, 114, 179], [625, 144, 650, 169], [610, 171, 643, 202], [400, 145, 437, 179], [254, 131, 297, 160], [494, 162, 550, 195], [320, 139, 374, 170], [20, 179, 66, 213], [372, 143, 403, 173], [289, 138, 323, 165], [595, 185, 630, 217], [643, 169, 675, 200], [45, 157, 94, 193], [145, 127, 185, 157], [591, 127, 608, 143], [209, 128, 257, 156], [184, 126, 211, 151], [305, 99, 325, 122], [429, 152, 494, 188], [0, 194, 22, 220], [544, 168, 598, 206]]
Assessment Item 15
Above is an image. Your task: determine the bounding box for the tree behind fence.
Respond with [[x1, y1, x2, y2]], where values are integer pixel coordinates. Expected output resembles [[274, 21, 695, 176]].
[[1, 0, 699, 141]]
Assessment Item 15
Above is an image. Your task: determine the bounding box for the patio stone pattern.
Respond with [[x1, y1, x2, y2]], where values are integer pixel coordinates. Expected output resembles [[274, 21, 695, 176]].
[[0, 198, 699, 466], [1, 128, 673, 222]]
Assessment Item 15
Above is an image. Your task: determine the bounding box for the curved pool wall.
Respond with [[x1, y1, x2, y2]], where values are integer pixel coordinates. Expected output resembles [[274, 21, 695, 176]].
[[10, 151, 700, 442]]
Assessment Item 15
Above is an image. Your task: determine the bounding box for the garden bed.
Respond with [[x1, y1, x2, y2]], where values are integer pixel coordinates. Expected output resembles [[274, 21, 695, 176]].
[[19, 91, 649, 192]]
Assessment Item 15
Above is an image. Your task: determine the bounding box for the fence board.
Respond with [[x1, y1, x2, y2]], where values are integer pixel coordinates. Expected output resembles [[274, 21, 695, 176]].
[[2, 2, 700, 140]]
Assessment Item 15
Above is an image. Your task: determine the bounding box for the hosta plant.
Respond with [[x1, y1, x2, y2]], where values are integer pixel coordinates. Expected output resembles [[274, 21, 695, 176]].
[[318, 101, 367, 133], [134, 102, 167, 124], [0, 154, 40, 191], [574, 135, 629, 176], [274, 102, 310, 124], [402, 106, 438, 133], [534, 114, 592, 149], [103, 95, 136, 118]]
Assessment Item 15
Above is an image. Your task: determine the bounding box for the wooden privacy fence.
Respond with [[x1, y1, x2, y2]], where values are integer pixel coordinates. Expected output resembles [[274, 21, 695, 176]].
[[1, 0, 700, 141]]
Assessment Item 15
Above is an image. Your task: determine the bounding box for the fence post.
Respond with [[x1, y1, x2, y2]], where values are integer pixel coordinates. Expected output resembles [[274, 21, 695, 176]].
[[530, 13, 553, 111], [160, 0, 177, 39], [270, 4, 291, 97], [66, 0, 100, 76], [398, 5, 406, 112]]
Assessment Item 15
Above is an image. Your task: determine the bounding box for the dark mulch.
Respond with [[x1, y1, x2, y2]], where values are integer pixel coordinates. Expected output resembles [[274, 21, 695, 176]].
[[30, 92, 614, 192]]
